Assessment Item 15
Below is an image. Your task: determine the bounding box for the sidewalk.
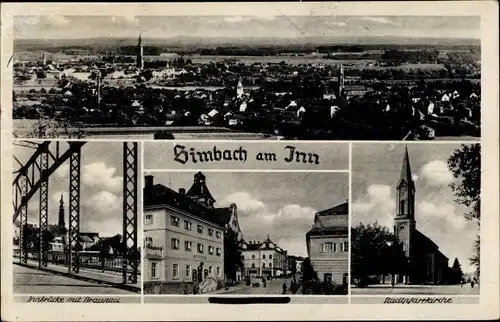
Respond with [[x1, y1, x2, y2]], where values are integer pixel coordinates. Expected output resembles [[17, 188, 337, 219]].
[[14, 259, 140, 293]]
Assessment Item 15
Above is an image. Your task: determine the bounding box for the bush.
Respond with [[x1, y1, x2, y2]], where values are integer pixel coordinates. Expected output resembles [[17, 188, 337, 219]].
[[301, 280, 347, 295]]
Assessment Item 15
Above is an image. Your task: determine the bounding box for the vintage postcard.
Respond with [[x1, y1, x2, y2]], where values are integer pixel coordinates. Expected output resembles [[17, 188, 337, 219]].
[[1, 1, 499, 321]]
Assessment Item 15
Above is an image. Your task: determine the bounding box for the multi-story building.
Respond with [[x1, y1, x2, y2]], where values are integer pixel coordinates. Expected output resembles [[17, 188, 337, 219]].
[[241, 237, 288, 278], [306, 202, 349, 285], [143, 174, 225, 293]]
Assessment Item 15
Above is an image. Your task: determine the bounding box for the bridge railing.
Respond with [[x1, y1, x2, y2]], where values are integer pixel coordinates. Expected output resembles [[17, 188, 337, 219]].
[[13, 249, 141, 275]]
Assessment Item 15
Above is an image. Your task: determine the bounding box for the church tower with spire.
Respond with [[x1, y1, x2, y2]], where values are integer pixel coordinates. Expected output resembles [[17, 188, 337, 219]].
[[236, 77, 244, 99], [338, 63, 344, 98], [58, 194, 66, 227], [394, 146, 416, 258], [136, 33, 144, 69]]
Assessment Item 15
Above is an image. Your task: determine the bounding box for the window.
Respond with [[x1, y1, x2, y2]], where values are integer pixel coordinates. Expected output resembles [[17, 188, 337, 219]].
[[173, 264, 178, 278], [343, 242, 349, 252], [185, 241, 192, 251], [197, 225, 204, 234], [340, 242, 344, 252], [216, 266, 220, 277], [197, 243, 204, 253], [144, 237, 152, 247], [269, 254, 272, 259], [333, 243, 337, 252], [151, 262, 158, 278], [209, 266, 212, 276], [269, 263, 272, 268], [324, 273, 332, 283], [171, 216, 180, 227], [216, 231, 221, 239], [263, 254, 266, 259], [186, 265, 191, 279], [262, 263, 266, 267], [321, 242, 333, 253], [145, 214, 153, 225], [209, 246, 214, 255], [400, 200, 405, 215], [171, 238, 180, 249], [216, 247, 221, 256], [184, 220, 192, 231], [232, 219, 236, 226], [208, 229, 214, 236], [251, 255, 255, 259], [251, 263, 255, 268]]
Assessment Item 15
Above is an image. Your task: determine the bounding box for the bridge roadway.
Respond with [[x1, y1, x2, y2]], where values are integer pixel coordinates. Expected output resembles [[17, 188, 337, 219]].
[[14, 260, 139, 294]]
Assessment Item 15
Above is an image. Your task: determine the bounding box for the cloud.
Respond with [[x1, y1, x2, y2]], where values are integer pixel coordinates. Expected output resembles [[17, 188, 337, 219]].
[[418, 201, 467, 231], [352, 184, 395, 229], [54, 163, 70, 179], [419, 160, 454, 186], [111, 16, 139, 26], [38, 15, 70, 27], [359, 16, 396, 25], [81, 162, 122, 192], [222, 192, 265, 212], [85, 191, 121, 212], [412, 174, 419, 182]]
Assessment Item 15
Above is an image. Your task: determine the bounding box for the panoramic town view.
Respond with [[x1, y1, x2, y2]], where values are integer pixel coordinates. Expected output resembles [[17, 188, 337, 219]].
[[12, 15, 480, 140], [142, 171, 349, 295]]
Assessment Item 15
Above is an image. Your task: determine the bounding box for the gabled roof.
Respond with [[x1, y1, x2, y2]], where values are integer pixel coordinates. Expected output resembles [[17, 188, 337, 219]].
[[307, 202, 348, 237], [144, 182, 224, 227]]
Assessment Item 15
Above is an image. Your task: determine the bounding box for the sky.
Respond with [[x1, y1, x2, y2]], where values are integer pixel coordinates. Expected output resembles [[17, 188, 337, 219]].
[[14, 15, 480, 40], [13, 141, 131, 238], [147, 172, 348, 258], [351, 143, 479, 274]]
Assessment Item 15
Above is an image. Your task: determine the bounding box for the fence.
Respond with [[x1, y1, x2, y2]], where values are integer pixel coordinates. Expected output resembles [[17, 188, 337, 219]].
[[13, 249, 141, 274]]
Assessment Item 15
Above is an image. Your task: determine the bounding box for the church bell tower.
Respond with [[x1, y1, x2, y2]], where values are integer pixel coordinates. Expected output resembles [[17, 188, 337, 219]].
[[58, 193, 66, 227], [136, 33, 144, 69], [394, 146, 416, 257]]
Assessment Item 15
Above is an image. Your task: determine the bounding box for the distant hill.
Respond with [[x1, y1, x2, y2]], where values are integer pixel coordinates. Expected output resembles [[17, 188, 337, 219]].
[[14, 35, 480, 51]]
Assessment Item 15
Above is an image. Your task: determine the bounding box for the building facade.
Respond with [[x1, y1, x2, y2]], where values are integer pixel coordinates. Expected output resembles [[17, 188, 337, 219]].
[[306, 202, 349, 285], [393, 147, 449, 285], [240, 237, 288, 278]]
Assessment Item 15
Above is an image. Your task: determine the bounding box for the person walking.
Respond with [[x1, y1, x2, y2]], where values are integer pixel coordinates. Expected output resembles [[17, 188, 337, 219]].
[[471, 280, 475, 288], [282, 282, 287, 294]]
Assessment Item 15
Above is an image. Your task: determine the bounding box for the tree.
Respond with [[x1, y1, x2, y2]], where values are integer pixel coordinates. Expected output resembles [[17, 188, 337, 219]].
[[351, 222, 407, 287], [224, 228, 243, 281], [447, 144, 480, 278], [301, 257, 317, 282], [450, 258, 464, 284]]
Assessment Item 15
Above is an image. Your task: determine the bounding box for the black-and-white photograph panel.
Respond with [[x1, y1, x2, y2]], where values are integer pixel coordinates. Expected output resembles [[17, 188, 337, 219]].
[[12, 141, 140, 295], [351, 143, 480, 295], [12, 15, 480, 140], [143, 171, 348, 295]]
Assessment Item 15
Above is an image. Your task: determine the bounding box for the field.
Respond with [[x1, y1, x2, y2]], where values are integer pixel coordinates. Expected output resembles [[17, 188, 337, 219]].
[[15, 51, 447, 70]]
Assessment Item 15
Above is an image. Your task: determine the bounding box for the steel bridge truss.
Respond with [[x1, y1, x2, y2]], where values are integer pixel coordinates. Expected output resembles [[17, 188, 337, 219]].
[[13, 141, 139, 285], [122, 142, 138, 284]]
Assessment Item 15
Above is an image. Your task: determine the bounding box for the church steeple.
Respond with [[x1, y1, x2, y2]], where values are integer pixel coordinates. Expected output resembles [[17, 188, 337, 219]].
[[394, 146, 416, 258], [136, 33, 144, 69], [397, 145, 415, 191], [58, 193, 65, 227], [338, 63, 344, 98]]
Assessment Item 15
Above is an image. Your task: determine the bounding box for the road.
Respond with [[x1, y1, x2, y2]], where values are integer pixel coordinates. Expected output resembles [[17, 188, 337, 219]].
[[224, 277, 294, 294], [14, 265, 134, 294], [351, 284, 480, 295]]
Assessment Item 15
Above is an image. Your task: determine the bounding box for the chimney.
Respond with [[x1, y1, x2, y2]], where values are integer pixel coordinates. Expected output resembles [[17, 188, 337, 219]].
[[145, 175, 154, 190], [179, 188, 186, 195]]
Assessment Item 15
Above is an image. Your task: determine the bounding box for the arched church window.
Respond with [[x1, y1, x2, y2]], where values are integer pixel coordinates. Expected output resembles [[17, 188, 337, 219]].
[[400, 200, 405, 215]]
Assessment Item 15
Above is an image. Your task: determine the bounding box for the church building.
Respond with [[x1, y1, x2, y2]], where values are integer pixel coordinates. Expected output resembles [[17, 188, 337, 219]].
[[393, 146, 449, 285]]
